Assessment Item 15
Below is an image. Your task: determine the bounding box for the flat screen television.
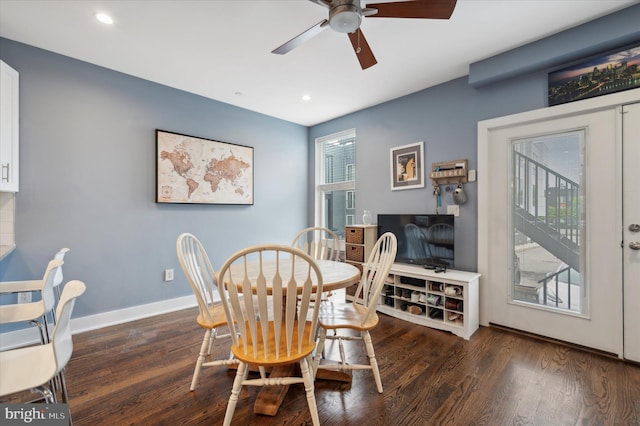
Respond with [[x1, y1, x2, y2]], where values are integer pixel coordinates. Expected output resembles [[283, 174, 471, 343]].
[[378, 214, 454, 268]]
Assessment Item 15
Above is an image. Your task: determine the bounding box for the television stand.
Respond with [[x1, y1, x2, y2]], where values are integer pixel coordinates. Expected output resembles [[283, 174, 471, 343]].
[[377, 263, 481, 340]]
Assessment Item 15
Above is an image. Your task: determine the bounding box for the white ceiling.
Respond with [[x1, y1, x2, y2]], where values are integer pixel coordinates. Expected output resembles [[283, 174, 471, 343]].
[[0, 0, 636, 126]]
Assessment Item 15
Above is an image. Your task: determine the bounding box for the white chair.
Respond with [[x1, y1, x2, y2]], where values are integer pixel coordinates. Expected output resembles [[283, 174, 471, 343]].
[[216, 244, 324, 426], [52, 248, 70, 302], [176, 233, 236, 391], [0, 258, 64, 344], [292, 226, 341, 261], [0, 280, 86, 406], [313, 232, 397, 393]]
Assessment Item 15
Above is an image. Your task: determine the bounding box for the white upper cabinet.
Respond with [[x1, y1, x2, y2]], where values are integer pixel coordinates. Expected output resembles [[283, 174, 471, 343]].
[[0, 60, 19, 192]]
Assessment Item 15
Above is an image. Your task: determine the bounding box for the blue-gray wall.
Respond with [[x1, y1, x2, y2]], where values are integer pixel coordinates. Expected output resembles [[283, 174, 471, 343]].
[[309, 4, 640, 273], [1, 4, 639, 332], [0, 38, 308, 330]]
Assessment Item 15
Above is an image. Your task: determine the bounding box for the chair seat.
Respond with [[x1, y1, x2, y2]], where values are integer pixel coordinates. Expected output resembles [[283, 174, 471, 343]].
[[232, 320, 316, 366], [0, 344, 57, 397], [0, 279, 43, 293], [0, 300, 46, 324], [317, 302, 379, 331], [196, 304, 228, 329]]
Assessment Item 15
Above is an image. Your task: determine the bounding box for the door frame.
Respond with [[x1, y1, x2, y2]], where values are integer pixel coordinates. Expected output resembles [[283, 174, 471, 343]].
[[478, 88, 640, 357], [622, 102, 640, 362]]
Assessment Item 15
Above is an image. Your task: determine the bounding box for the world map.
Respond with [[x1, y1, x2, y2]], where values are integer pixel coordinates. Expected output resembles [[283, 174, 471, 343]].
[[157, 131, 253, 204]]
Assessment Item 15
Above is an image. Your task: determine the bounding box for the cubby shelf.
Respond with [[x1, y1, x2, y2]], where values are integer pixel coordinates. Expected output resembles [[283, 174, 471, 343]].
[[377, 263, 481, 340]]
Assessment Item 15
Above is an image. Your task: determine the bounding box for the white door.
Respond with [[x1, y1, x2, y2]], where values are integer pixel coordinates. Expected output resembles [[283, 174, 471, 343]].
[[623, 102, 640, 362], [478, 89, 640, 357]]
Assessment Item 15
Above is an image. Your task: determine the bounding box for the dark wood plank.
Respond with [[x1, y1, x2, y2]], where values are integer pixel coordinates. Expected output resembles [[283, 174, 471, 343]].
[[3, 307, 639, 425]]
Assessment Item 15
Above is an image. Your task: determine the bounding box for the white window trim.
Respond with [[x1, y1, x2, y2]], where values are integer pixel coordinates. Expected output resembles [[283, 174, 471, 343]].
[[315, 129, 356, 227]]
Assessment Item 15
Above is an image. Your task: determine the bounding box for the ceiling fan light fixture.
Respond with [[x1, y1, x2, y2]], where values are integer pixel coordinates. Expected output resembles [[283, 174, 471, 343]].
[[329, 5, 362, 33]]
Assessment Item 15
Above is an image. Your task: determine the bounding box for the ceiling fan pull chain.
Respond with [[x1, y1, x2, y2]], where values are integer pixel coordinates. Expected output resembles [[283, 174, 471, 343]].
[[356, 30, 362, 54]]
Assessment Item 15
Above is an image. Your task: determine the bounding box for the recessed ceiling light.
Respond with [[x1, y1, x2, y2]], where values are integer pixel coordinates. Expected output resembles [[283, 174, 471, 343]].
[[95, 13, 114, 25], [301, 94, 311, 101]]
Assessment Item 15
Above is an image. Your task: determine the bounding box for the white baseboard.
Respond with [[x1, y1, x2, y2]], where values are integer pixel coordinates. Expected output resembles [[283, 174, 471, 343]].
[[0, 294, 198, 350]]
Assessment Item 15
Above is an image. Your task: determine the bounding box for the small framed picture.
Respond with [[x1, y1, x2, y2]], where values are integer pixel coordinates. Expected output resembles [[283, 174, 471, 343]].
[[390, 141, 424, 191]]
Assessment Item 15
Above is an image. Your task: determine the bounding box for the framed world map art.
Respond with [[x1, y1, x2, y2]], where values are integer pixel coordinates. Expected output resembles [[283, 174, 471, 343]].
[[156, 130, 254, 205]]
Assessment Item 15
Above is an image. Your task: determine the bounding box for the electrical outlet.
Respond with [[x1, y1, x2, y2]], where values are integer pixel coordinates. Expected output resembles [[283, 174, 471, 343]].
[[164, 269, 174, 282], [447, 205, 460, 217], [18, 292, 32, 303]]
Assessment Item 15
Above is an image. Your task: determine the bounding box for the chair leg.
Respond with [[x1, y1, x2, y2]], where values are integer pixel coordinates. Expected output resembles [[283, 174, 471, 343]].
[[31, 318, 48, 345], [362, 330, 383, 393], [223, 362, 247, 426], [42, 314, 51, 343], [313, 328, 327, 377], [190, 329, 213, 391], [207, 328, 217, 355], [57, 370, 70, 403], [31, 385, 56, 404], [338, 335, 347, 366], [301, 357, 320, 426]]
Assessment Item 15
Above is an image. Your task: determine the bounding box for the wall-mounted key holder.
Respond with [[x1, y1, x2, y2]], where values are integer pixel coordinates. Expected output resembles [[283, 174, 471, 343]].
[[430, 159, 468, 185]]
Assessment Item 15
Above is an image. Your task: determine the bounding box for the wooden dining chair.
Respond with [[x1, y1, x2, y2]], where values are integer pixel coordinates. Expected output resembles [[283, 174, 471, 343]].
[[292, 226, 340, 303], [291, 226, 341, 261], [176, 233, 237, 391], [216, 244, 324, 426], [313, 232, 397, 393]]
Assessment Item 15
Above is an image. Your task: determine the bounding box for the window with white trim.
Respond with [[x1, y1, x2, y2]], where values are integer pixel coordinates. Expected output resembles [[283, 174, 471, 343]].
[[315, 129, 356, 239], [346, 190, 355, 209]]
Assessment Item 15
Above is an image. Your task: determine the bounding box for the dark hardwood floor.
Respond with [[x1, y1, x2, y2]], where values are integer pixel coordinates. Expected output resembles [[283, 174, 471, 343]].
[[4, 307, 640, 425]]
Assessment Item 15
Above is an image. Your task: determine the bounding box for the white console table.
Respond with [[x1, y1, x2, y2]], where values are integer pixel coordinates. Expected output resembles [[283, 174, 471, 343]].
[[377, 263, 481, 340]]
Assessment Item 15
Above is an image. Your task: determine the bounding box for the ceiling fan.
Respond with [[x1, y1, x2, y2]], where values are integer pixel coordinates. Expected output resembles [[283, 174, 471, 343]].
[[271, 0, 457, 70]]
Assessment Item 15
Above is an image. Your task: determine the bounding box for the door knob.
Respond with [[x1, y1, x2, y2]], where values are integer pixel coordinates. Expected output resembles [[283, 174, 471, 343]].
[[630, 241, 640, 250], [630, 224, 640, 232]]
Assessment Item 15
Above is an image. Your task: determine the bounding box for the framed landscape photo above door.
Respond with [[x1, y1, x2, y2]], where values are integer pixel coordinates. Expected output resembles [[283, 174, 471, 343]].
[[156, 130, 254, 205], [390, 141, 424, 191], [548, 44, 640, 106]]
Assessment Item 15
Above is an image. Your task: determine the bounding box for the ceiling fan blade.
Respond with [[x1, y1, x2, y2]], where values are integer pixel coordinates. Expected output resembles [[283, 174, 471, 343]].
[[347, 29, 377, 70], [367, 0, 457, 19], [307, 0, 332, 8], [272, 20, 329, 55]]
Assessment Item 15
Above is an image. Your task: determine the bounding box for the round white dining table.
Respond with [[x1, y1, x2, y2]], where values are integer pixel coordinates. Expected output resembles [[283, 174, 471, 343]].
[[221, 258, 361, 294]]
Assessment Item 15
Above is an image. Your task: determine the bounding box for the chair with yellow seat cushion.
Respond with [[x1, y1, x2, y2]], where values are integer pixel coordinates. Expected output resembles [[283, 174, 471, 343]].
[[291, 226, 341, 262], [313, 232, 397, 393], [292, 226, 340, 303], [216, 244, 324, 426], [176, 233, 237, 391]]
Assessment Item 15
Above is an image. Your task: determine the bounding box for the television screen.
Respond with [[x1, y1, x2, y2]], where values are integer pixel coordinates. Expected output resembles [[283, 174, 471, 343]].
[[378, 214, 454, 268]]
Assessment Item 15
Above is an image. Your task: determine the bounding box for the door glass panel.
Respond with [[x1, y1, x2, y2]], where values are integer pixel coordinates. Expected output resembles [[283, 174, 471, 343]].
[[511, 131, 585, 313]]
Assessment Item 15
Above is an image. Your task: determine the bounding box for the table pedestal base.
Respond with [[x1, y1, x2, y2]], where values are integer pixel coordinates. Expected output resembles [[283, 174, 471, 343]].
[[247, 358, 352, 416]]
